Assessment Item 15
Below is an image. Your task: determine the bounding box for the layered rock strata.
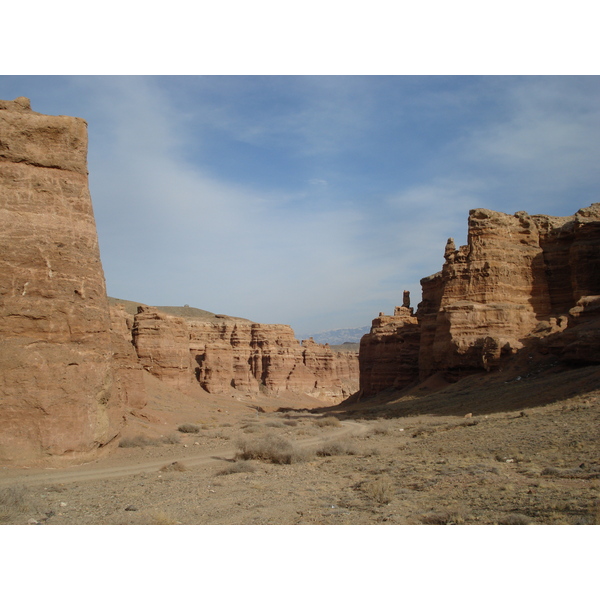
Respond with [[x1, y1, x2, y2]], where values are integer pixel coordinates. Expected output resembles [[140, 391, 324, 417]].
[[109, 305, 146, 411], [359, 205, 600, 395], [359, 297, 420, 396], [132, 306, 193, 389], [0, 98, 122, 464], [112, 306, 359, 401]]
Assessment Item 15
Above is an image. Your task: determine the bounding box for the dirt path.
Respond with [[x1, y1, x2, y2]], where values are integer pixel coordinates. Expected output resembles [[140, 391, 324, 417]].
[[0, 419, 368, 488]]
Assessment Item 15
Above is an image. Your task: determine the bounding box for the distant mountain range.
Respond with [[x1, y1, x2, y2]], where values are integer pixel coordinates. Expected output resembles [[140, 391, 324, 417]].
[[298, 326, 370, 345]]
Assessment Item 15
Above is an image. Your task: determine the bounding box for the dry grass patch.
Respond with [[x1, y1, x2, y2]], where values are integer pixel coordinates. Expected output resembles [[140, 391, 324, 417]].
[[314, 416, 342, 428], [236, 434, 313, 464], [420, 510, 467, 525], [119, 435, 161, 448], [361, 475, 394, 504], [370, 422, 392, 435], [497, 513, 531, 525], [178, 423, 200, 433], [0, 486, 32, 523], [316, 440, 359, 456], [216, 461, 257, 476]]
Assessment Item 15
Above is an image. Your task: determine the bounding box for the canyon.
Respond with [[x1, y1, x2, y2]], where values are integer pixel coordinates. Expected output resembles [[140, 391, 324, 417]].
[[2, 96, 600, 472], [359, 205, 600, 396], [0, 97, 358, 465]]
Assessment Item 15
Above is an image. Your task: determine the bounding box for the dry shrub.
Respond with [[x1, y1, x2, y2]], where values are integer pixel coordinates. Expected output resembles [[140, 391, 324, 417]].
[[160, 461, 187, 472], [315, 416, 341, 428], [363, 447, 381, 457], [119, 435, 161, 448], [420, 510, 466, 525], [498, 513, 531, 525], [362, 475, 394, 504], [412, 427, 435, 438], [236, 434, 312, 464], [216, 461, 257, 476], [178, 423, 200, 433], [242, 425, 263, 435], [264, 420, 286, 428], [0, 486, 31, 523], [594, 500, 600, 525], [316, 440, 359, 456], [370, 422, 391, 435], [283, 419, 298, 427], [162, 432, 181, 445]]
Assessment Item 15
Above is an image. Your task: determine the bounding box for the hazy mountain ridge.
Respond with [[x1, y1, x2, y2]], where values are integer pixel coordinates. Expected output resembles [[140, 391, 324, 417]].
[[299, 326, 370, 345]]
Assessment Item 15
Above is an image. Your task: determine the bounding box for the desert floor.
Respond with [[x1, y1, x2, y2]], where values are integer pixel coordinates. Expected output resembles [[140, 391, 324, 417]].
[[1, 364, 599, 525]]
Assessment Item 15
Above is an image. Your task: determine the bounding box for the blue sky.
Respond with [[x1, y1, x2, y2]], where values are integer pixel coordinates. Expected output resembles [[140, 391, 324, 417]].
[[2, 75, 599, 336]]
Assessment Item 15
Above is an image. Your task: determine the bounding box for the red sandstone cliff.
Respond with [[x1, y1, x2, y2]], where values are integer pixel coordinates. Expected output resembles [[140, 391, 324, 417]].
[[359, 294, 420, 396], [359, 205, 600, 396], [0, 98, 123, 465], [110, 305, 359, 402]]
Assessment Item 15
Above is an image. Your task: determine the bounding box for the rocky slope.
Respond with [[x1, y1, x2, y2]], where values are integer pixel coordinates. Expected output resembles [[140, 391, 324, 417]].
[[0, 98, 123, 465], [359, 205, 600, 396]]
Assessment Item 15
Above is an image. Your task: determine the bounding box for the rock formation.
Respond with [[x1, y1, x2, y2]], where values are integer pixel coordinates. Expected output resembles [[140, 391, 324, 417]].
[[192, 321, 359, 401], [0, 96, 357, 466], [359, 205, 600, 395], [0, 98, 122, 464], [359, 296, 420, 396], [133, 306, 193, 389], [109, 303, 359, 401], [109, 305, 146, 411]]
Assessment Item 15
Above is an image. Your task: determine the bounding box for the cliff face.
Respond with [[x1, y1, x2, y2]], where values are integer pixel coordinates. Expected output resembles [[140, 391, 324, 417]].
[[359, 205, 600, 396], [359, 299, 420, 396], [0, 98, 123, 464], [133, 307, 193, 389], [124, 309, 359, 401]]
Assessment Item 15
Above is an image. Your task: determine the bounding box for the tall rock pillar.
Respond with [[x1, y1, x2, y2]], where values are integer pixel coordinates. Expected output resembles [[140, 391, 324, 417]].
[[0, 98, 122, 465]]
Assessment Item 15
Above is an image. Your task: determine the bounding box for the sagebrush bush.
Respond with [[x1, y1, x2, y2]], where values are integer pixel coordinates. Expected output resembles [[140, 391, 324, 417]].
[[178, 423, 200, 433], [236, 434, 312, 464], [370, 423, 391, 435], [162, 432, 180, 445], [498, 513, 531, 525], [119, 435, 161, 448], [316, 440, 358, 456], [314, 416, 341, 428], [420, 510, 466, 525], [361, 476, 394, 504], [216, 461, 257, 476]]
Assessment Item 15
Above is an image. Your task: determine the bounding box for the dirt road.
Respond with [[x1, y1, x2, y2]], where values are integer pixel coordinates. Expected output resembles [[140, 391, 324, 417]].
[[0, 419, 368, 488]]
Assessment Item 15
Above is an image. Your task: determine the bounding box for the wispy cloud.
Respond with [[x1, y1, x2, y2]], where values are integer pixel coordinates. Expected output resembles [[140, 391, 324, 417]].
[[4, 75, 598, 334]]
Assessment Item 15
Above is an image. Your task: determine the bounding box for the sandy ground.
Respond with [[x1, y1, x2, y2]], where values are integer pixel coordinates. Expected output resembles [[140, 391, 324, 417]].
[[1, 370, 599, 525]]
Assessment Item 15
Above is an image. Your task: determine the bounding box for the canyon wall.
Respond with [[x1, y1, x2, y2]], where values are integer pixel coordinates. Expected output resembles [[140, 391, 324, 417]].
[[113, 306, 359, 402], [0, 97, 357, 466], [359, 296, 420, 397], [359, 205, 600, 396], [0, 98, 123, 464]]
